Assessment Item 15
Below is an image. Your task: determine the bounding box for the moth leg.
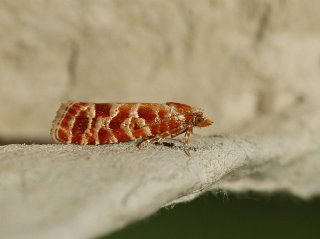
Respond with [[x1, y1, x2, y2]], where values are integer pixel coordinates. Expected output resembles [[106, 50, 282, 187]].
[[183, 126, 193, 157], [138, 131, 172, 149], [138, 136, 159, 149], [138, 134, 170, 149], [170, 128, 187, 138]]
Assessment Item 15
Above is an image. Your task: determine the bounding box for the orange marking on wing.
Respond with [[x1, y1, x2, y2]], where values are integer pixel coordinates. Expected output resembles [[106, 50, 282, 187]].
[[71, 110, 89, 144], [58, 129, 69, 142], [95, 103, 112, 117], [113, 128, 131, 142], [132, 128, 148, 139], [158, 109, 170, 120], [59, 104, 80, 129], [166, 102, 192, 114], [150, 124, 160, 135], [98, 128, 111, 144], [109, 104, 131, 129], [167, 119, 184, 135], [138, 105, 157, 124]]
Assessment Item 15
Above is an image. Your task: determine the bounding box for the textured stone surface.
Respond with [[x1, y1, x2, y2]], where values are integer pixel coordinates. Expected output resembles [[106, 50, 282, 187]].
[[1, 102, 320, 239], [0, 138, 248, 239]]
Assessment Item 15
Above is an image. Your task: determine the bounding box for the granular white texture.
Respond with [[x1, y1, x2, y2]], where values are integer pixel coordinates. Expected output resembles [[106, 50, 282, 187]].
[[0, 103, 319, 239]]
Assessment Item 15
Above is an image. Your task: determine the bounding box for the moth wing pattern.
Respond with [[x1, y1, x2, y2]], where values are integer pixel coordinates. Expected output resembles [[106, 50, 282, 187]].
[[50, 101, 213, 156]]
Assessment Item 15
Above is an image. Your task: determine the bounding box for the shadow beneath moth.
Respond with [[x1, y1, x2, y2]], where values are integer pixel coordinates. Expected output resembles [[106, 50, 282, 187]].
[[50, 102, 213, 156]]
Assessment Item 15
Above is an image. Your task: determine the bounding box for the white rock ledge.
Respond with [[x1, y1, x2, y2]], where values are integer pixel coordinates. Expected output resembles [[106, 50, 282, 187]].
[[1, 108, 319, 239]]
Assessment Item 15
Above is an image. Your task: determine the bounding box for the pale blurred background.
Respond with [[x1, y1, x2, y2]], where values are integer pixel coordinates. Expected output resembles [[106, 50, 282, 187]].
[[1, 0, 319, 143]]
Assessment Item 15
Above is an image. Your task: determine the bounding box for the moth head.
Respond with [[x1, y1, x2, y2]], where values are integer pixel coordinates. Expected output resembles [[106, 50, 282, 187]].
[[192, 108, 213, 128]]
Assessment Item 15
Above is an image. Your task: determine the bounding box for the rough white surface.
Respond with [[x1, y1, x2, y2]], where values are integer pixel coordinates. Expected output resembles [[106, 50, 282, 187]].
[[216, 104, 320, 199], [1, 103, 319, 239], [0, 138, 246, 239]]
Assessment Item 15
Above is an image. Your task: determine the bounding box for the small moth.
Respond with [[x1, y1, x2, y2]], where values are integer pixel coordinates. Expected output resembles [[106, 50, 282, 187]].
[[51, 102, 213, 156]]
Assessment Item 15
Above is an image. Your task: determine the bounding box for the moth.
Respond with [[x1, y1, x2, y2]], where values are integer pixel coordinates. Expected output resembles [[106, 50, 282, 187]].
[[51, 102, 213, 156]]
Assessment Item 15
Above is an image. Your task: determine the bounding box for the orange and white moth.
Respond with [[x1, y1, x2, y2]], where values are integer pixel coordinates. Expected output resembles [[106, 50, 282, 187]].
[[50, 102, 213, 156]]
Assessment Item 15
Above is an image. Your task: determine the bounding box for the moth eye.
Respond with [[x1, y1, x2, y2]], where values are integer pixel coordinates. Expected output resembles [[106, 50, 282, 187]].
[[195, 117, 202, 125]]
